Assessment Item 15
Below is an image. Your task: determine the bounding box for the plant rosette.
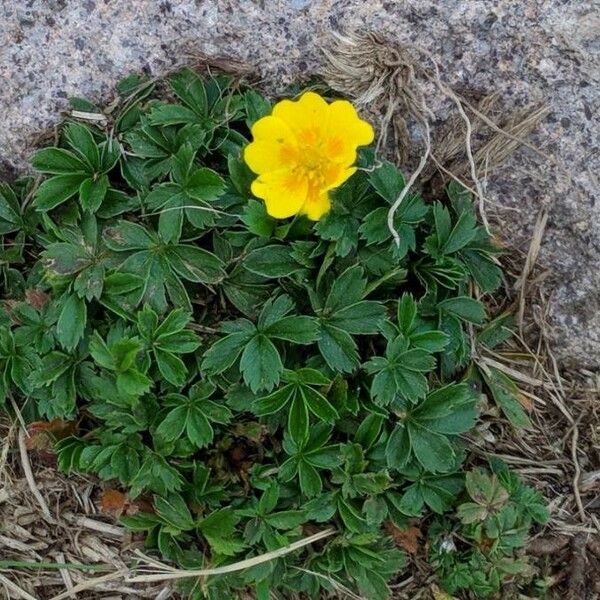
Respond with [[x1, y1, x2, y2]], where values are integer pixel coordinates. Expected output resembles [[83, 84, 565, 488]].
[[0, 70, 546, 600]]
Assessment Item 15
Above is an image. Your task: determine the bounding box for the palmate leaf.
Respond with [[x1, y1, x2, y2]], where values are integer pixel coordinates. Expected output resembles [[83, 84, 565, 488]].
[[103, 220, 225, 312], [0, 327, 39, 403], [0, 181, 39, 237], [202, 295, 319, 393], [88, 331, 152, 399], [42, 215, 114, 302], [280, 424, 342, 498], [123, 116, 208, 185], [422, 188, 503, 293], [385, 383, 477, 473], [313, 265, 386, 373], [156, 383, 232, 449], [255, 368, 337, 445], [391, 468, 464, 516], [145, 144, 225, 242], [361, 161, 428, 259], [136, 306, 200, 386], [365, 342, 434, 406], [33, 123, 121, 213]]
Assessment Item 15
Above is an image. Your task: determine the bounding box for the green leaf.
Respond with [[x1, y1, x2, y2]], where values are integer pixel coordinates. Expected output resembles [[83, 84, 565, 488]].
[[265, 510, 305, 530], [64, 123, 100, 169], [438, 296, 486, 324], [365, 341, 434, 406], [187, 407, 215, 448], [116, 368, 152, 397], [156, 405, 187, 441], [243, 245, 302, 278], [330, 301, 385, 334], [168, 245, 225, 284], [264, 316, 319, 344], [240, 334, 282, 393], [43, 243, 90, 276], [318, 324, 358, 373], [355, 414, 384, 449], [241, 200, 275, 238], [184, 168, 225, 201], [288, 394, 309, 446], [442, 209, 477, 254], [244, 89, 271, 127], [149, 104, 199, 126], [385, 425, 411, 470], [201, 329, 252, 375], [56, 294, 87, 351], [79, 174, 109, 212], [170, 68, 208, 114], [324, 264, 366, 312], [199, 509, 245, 556], [298, 461, 322, 497], [155, 493, 195, 532], [104, 220, 155, 251], [482, 367, 532, 429], [255, 385, 293, 416], [397, 294, 417, 334], [32, 148, 88, 174], [228, 155, 255, 197], [155, 348, 188, 387], [368, 161, 405, 204], [35, 174, 87, 211], [409, 330, 449, 353], [300, 385, 338, 424], [408, 423, 456, 473], [258, 482, 279, 514], [432, 202, 452, 246]]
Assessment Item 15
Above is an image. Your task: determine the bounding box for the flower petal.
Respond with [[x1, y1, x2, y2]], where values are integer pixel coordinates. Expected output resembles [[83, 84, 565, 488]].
[[251, 169, 308, 219], [323, 165, 357, 191], [273, 92, 329, 145], [325, 100, 374, 162], [244, 140, 299, 175], [251, 115, 298, 145], [301, 192, 331, 221]]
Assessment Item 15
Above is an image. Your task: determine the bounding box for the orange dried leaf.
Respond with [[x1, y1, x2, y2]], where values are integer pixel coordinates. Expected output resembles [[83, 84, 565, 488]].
[[25, 288, 50, 310], [100, 489, 128, 516], [26, 419, 76, 450], [517, 391, 535, 412], [384, 520, 422, 555], [125, 498, 154, 516]]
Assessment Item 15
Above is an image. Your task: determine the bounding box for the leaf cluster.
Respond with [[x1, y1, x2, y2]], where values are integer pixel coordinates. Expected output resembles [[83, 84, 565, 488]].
[[0, 70, 544, 600]]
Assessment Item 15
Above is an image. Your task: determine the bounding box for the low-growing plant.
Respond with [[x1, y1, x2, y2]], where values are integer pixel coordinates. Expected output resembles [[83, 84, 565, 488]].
[[0, 69, 547, 599]]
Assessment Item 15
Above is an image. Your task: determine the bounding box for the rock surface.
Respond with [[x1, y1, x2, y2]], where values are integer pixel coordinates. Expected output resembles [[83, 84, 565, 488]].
[[0, 0, 598, 367]]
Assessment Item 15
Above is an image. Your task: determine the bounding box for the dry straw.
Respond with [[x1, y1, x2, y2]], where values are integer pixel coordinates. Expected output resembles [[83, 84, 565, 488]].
[[321, 31, 564, 243]]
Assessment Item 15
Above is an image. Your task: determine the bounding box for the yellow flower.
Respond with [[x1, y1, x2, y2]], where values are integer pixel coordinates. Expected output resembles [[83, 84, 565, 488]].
[[244, 92, 374, 220]]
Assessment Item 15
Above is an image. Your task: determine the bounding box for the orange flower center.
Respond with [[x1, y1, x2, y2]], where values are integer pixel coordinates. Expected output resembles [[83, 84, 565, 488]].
[[293, 137, 329, 197]]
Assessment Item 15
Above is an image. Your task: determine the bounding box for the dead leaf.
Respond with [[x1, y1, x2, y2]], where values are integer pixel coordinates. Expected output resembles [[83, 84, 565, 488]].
[[431, 584, 458, 600], [125, 498, 154, 516], [384, 520, 422, 555], [517, 391, 535, 412], [100, 489, 128, 517], [25, 288, 50, 310], [26, 419, 77, 451]]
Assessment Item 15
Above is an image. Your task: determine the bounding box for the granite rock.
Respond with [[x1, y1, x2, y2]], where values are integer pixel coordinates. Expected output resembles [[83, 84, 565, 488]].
[[0, 0, 598, 367]]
